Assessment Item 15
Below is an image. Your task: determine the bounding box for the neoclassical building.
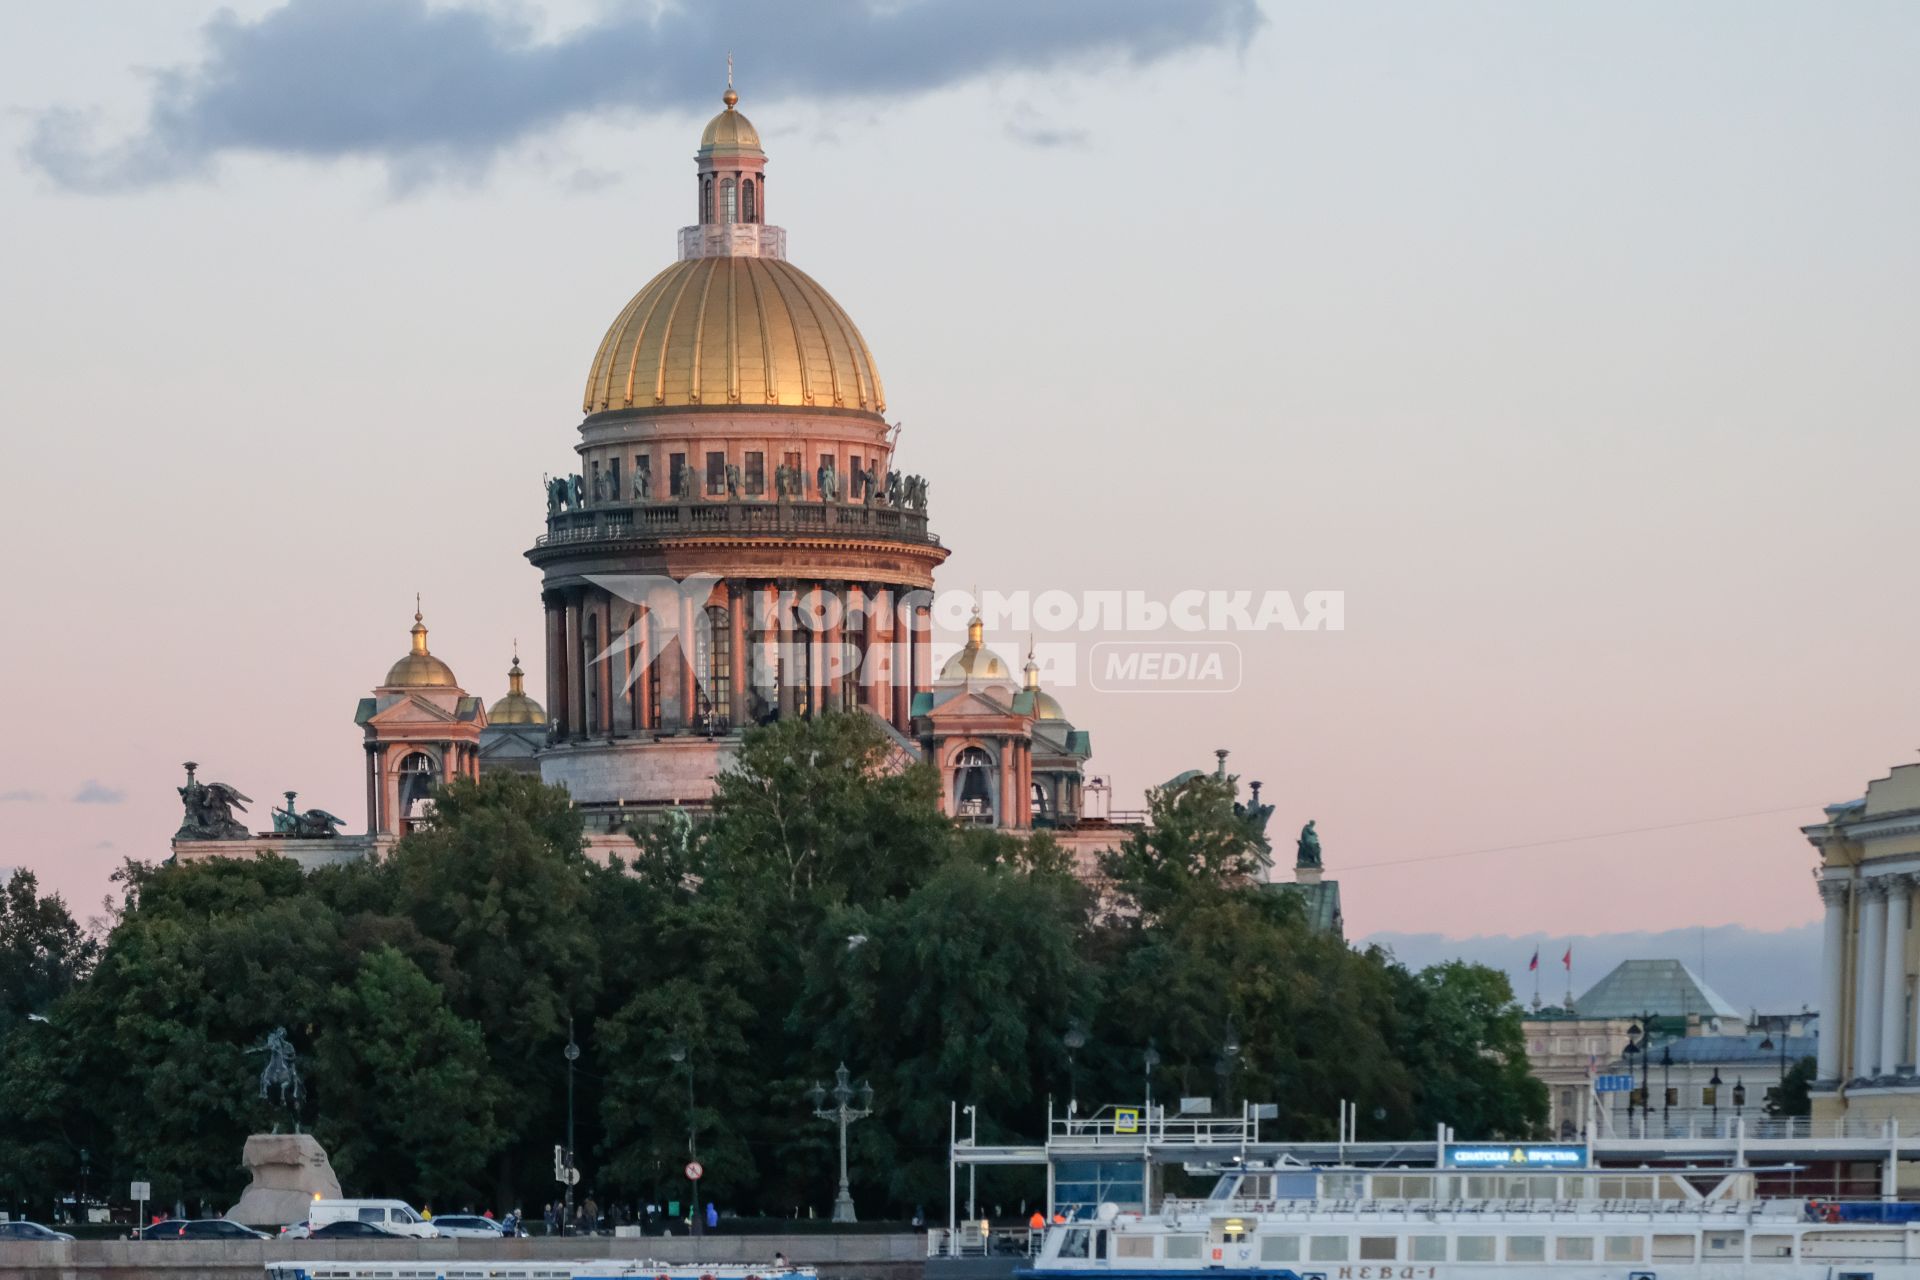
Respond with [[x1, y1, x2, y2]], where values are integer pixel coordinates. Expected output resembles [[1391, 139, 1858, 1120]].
[[170, 87, 1122, 868], [1805, 760, 1920, 1129]]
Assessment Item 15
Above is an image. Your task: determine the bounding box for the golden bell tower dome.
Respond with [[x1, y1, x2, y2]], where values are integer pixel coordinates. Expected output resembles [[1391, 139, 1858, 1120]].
[[383, 606, 458, 689]]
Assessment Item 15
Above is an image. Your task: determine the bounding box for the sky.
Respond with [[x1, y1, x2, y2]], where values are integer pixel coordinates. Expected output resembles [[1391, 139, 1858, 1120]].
[[1, 1, 1916, 951]]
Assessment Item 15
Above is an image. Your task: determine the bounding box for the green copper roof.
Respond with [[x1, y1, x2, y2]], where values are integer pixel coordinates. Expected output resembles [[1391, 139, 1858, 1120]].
[[1573, 959, 1741, 1020]]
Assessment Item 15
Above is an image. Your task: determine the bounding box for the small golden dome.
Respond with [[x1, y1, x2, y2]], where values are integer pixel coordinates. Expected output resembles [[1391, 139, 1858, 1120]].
[[487, 651, 548, 725], [1033, 690, 1067, 721], [384, 609, 458, 688], [699, 95, 761, 153], [940, 609, 1013, 684], [584, 257, 885, 415]]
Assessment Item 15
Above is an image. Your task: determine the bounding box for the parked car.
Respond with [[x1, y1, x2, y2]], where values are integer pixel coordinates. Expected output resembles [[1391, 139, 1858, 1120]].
[[137, 1219, 189, 1240], [0, 1221, 75, 1242], [307, 1220, 401, 1240], [278, 1223, 311, 1239], [307, 1199, 437, 1239], [426, 1214, 510, 1239]]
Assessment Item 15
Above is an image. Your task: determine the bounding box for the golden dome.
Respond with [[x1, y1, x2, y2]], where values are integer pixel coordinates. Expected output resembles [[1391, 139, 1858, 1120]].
[[699, 97, 762, 153], [583, 257, 886, 415], [487, 651, 547, 725], [940, 610, 1013, 685], [1033, 690, 1067, 721], [384, 610, 458, 688]]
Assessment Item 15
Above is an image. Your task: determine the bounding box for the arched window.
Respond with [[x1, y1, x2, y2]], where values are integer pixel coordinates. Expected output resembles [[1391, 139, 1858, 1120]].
[[954, 747, 995, 824], [742, 179, 757, 223], [1031, 778, 1053, 824], [701, 178, 714, 224], [721, 177, 737, 224], [397, 751, 437, 818]]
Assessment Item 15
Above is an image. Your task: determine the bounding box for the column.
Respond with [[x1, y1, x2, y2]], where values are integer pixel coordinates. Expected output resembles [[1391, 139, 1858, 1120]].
[[866, 587, 892, 715], [756, 582, 779, 716], [844, 583, 864, 712], [635, 608, 654, 731], [545, 594, 569, 737], [807, 583, 827, 715], [1885, 875, 1913, 1075], [728, 585, 748, 729], [891, 590, 912, 729], [1006, 740, 1021, 832], [364, 745, 379, 837], [825, 583, 847, 712], [778, 582, 800, 719], [1819, 879, 1849, 1082], [912, 601, 932, 706], [594, 591, 614, 736], [680, 590, 699, 730], [1856, 878, 1889, 1079], [565, 592, 586, 744]]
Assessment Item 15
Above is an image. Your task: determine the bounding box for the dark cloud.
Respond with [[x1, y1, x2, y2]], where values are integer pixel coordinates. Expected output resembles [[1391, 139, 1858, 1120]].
[[72, 780, 127, 805], [0, 789, 45, 803], [25, 0, 1260, 192]]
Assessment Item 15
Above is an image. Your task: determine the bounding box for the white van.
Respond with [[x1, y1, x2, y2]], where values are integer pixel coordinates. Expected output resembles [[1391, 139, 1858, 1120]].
[[307, 1199, 439, 1238]]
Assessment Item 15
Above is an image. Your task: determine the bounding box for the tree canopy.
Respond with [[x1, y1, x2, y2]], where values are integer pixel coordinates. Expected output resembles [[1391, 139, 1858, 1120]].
[[0, 716, 1544, 1220]]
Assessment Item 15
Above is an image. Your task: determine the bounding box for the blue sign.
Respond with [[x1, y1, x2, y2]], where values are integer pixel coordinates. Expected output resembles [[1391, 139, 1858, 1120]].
[[1445, 1145, 1586, 1169], [1594, 1074, 1634, 1093]]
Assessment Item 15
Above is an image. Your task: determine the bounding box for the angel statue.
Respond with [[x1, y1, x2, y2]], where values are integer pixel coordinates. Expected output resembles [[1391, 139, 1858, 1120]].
[[175, 762, 251, 841]]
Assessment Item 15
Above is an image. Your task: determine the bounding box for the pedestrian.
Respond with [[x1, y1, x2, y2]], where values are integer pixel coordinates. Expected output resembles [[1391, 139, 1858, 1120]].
[[705, 1202, 718, 1232], [773, 1252, 788, 1271], [1029, 1211, 1045, 1231], [585, 1194, 599, 1234]]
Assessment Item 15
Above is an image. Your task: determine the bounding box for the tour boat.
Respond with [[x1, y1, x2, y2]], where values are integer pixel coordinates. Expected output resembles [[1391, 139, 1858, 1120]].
[[1017, 1160, 1920, 1280]]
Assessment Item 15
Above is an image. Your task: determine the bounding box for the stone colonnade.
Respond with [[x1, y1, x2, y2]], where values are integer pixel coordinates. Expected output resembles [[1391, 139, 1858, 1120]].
[[1820, 874, 1920, 1083], [541, 579, 933, 740]]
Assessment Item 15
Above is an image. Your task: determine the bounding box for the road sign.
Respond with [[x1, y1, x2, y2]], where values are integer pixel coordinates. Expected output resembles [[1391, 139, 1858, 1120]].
[[554, 1146, 566, 1180], [130, 1181, 150, 1201], [563, 1168, 580, 1186], [1594, 1073, 1634, 1093], [1114, 1108, 1140, 1134], [685, 1160, 704, 1181]]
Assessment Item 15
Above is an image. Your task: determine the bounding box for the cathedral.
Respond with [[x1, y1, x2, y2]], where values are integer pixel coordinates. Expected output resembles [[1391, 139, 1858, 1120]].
[[168, 87, 1334, 923]]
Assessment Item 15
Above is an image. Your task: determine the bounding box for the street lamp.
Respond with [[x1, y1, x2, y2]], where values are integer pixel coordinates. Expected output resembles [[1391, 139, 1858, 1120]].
[[1217, 1022, 1243, 1111], [669, 1040, 697, 1226], [961, 1104, 978, 1218], [1709, 1067, 1722, 1131], [1733, 1078, 1746, 1119], [1063, 1022, 1087, 1115], [1143, 1042, 1161, 1136], [809, 1064, 874, 1223], [563, 1020, 580, 1233], [1623, 1023, 1643, 1136], [1661, 1044, 1673, 1137]]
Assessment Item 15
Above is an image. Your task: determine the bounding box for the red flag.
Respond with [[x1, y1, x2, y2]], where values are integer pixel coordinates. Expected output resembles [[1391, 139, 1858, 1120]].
[[1563, 946, 1573, 970], [1528, 947, 1539, 972]]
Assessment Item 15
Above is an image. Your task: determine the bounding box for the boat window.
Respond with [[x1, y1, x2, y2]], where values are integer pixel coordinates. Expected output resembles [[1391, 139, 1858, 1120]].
[[1359, 1237, 1396, 1261], [1260, 1236, 1300, 1262], [1562, 1176, 1591, 1199], [1501, 1175, 1531, 1198], [1218, 1219, 1249, 1245], [1529, 1176, 1557, 1199], [1096, 1232, 1109, 1260], [1409, 1237, 1446, 1262], [1399, 1175, 1432, 1199], [1628, 1176, 1655, 1199], [1059, 1230, 1090, 1259], [1465, 1176, 1497, 1199], [1308, 1236, 1349, 1261], [1372, 1176, 1399, 1198], [1604, 1236, 1645, 1262], [1165, 1236, 1202, 1260], [1506, 1236, 1546, 1263], [1556, 1237, 1594, 1261], [1238, 1175, 1271, 1200], [1653, 1234, 1698, 1261], [1456, 1236, 1495, 1262], [1322, 1174, 1365, 1199], [1116, 1237, 1154, 1259], [1752, 1235, 1793, 1263], [1705, 1232, 1745, 1254]]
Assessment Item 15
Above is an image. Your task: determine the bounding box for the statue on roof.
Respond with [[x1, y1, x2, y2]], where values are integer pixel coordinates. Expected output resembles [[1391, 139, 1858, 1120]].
[[817, 458, 839, 502], [725, 462, 742, 498], [175, 762, 252, 841], [885, 471, 903, 507], [272, 792, 346, 839], [1296, 819, 1321, 869]]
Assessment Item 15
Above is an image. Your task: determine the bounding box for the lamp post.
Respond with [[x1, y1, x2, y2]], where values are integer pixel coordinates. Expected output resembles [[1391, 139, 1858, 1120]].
[[1661, 1043, 1672, 1137], [1623, 1023, 1643, 1137], [1709, 1067, 1722, 1132], [961, 1104, 977, 1218], [1216, 1022, 1242, 1113], [1143, 1042, 1161, 1138], [1063, 1022, 1087, 1118], [669, 1040, 697, 1229], [810, 1064, 874, 1223], [564, 1021, 580, 1233]]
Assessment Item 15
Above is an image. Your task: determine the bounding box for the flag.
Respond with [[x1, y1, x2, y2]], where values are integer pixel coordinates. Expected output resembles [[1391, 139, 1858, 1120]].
[[1563, 945, 1573, 970], [1528, 947, 1539, 972]]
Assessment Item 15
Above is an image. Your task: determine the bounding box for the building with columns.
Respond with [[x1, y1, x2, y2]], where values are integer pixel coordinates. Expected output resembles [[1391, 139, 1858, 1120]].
[[1806, 761, 1920, 1134]]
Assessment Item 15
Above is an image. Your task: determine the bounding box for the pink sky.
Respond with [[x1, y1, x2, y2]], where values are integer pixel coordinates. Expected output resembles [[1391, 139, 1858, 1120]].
[[2, 3, 1915, 940]]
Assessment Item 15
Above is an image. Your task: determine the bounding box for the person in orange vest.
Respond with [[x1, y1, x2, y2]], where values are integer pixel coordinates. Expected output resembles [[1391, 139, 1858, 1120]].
[[1029, 1211, 1045, 1231], [1052, 1212, 1067, 1225]]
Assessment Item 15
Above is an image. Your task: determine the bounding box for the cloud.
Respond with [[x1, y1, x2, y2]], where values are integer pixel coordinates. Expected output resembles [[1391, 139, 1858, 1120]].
[[0, 789, 45, 802], [1005, 102, 1091, 150], [72, 780, 127, 805], [1363, 924, 1823, 1017], [25, 0, 1261, 193]]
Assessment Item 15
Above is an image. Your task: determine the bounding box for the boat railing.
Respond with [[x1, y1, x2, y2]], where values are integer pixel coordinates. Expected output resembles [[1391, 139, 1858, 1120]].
[[925, 1226, 1039, 1258], [1154, 1196, 1802, 1224]]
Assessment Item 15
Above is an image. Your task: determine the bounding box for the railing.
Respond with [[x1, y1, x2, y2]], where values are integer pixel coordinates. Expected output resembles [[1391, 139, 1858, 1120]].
[[535, 498, 937, 548], [1604, 1116, 1906, 1141], [925, 1226, 1039, 1259], [1048, 1113, 1255, 1146], [1151, 1196, 1804, 1225]]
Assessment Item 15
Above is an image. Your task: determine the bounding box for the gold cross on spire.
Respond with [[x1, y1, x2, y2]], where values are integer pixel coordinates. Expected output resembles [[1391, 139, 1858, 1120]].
[[727, 51, 734, 90]]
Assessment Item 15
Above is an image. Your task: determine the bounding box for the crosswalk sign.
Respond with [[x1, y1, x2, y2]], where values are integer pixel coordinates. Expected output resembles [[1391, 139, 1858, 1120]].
[[1115, 1108, 1141, 1133]]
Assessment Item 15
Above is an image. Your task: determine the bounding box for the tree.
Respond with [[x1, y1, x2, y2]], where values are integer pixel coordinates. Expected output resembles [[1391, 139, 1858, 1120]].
[[1386, 960, 1546, 1138], [0, 868, 98, 1039], [1769, 1055, 1817, 1118], [312, 947, 505, 1202], [1098, 774, 1269, 917]]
